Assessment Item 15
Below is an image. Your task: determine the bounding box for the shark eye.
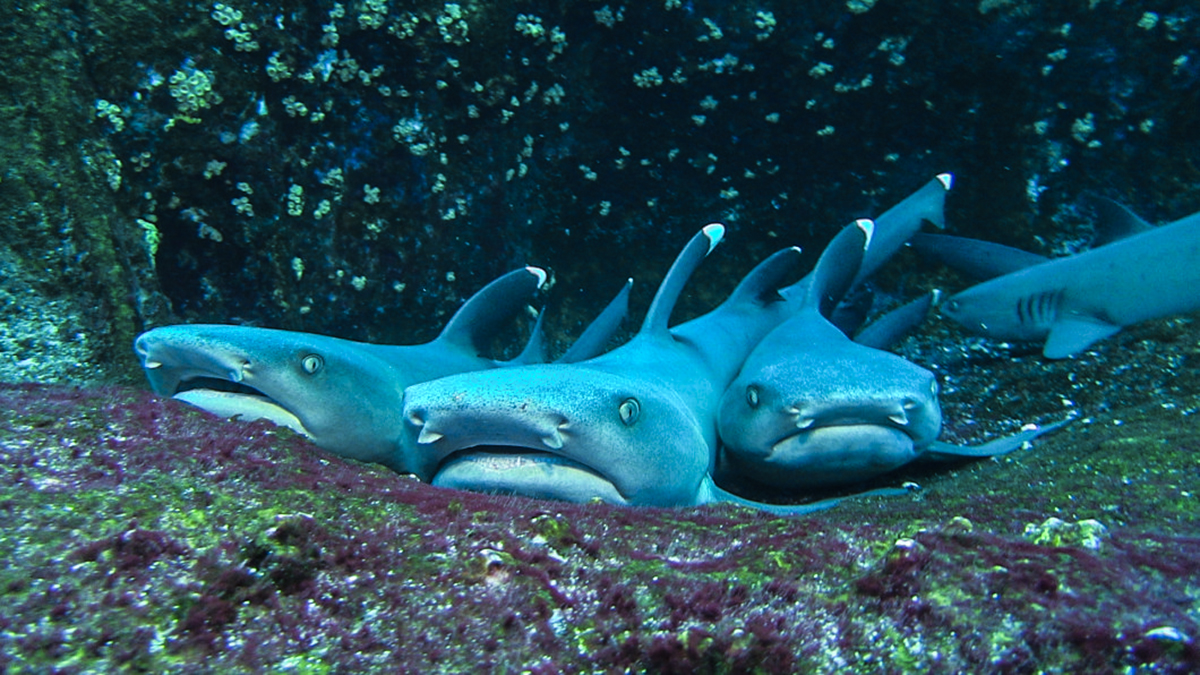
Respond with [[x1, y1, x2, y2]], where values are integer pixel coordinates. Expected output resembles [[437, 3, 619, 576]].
[[745, 385, 760, 409], [301, 354, 324, 374], [617, 398, 640, 426]]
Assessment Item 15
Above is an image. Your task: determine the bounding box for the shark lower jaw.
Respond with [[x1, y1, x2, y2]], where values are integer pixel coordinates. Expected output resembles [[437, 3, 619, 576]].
[[166, 376, 312, 438], [769, 424, 917, 464], [431, 447, 630, 505]]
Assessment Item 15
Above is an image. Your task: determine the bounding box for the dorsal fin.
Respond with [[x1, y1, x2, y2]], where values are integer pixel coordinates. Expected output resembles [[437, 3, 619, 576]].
[[854, 291, 936, 349], [434, 266, 546, 354], [722, 246, 805, 310], [1085, 195, 1154, 247], [508, 308, 547, 365], [807, 219, 873, 318], [639, 224, 724, 339], [910, 233, 1048, 280], [858, 173, 951, 283], [558, 278, 632, 363]]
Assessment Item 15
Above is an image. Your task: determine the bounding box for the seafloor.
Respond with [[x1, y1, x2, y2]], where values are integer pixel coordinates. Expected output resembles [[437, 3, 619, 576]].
[[2, 0, 1199, 672]]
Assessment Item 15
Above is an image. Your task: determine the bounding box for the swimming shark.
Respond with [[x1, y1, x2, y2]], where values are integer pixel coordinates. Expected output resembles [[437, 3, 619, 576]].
[[920, 197, 1200, 358], [399, 176, 952, 512], [134, 267, 630, 477]]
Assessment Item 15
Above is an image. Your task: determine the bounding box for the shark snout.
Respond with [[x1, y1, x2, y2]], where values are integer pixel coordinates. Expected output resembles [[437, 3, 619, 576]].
[[134, 328, 255, 395], [405, 401, 572, 454], [786, 395, 935, 437]]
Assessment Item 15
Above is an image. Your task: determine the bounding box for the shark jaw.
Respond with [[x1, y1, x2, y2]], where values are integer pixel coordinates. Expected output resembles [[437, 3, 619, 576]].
[[170, 385, 311, 438], [755, 424, 920, 489], [431, 448, 630, 504], [136, 333, 313, 437]]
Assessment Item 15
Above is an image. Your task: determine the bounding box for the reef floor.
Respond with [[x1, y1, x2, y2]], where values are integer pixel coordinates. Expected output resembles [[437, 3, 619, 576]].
[[1, 341, 1199, 673]]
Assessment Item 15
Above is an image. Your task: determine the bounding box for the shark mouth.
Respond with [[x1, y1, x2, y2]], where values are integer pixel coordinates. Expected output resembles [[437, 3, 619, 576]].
[[429, 444, 630, 505], [160, 373, 311, 438], [770, 424, 916, 458]]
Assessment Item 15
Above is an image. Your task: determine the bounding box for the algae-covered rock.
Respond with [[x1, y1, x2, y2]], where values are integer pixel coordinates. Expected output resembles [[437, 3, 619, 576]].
[[1, 382, 1198, 672]]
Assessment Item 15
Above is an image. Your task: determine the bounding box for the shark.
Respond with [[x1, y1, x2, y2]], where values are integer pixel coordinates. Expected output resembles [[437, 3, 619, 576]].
[[399, 176, 952, 513], [917, 197, 1200, 358], [718, 248, 1065, 491], [717, 285, 943, 490], [134, 267, 630, 477], [402, 223, 811, 508]]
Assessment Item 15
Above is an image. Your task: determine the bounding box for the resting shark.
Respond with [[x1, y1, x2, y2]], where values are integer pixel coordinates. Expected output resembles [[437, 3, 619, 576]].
[[718, 243, 1066, 491], [920, 197, 1200, 358], [402, 224, 815, 508], [717, 285, 944, 490], [399, 176, 952, 512], [134, 267, 630, 477]]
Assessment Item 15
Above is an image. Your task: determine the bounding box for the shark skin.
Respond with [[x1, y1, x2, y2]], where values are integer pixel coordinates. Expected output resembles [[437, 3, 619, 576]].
[[936, 199, 1200, 358], [134, 267, 630, 478], [717, 286, 944, 490]]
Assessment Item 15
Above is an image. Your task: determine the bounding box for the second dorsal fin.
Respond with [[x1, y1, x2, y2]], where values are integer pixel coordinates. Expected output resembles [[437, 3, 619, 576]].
[[558, 279, 633, 363]]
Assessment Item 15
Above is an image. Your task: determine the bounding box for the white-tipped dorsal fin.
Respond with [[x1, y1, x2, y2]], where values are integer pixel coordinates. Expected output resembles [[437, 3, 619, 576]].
[[436, 266, 545, 354], [639, 225, 725, 339], [807, 219, 872, 318], [937, 173, 953, 191], [525, 265, 548, 289]]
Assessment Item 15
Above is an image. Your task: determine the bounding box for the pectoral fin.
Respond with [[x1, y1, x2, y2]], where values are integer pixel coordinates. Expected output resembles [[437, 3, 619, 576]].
[[924, 417, 1070, 460], [1043, 317, 1122, 359]]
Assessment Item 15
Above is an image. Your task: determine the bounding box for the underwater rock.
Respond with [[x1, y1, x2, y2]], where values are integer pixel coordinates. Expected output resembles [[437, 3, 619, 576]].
[[1, 382, 1198, 671]]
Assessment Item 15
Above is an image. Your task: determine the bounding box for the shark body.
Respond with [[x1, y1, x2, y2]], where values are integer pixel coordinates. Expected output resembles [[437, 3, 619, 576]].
[[929, 198, 1200, 358], [403, 224, 812, 508], [134, 267, 628, 477]]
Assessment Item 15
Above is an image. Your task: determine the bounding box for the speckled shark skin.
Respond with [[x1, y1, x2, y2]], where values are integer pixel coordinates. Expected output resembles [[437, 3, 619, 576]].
[[134, 268, 630, 478]]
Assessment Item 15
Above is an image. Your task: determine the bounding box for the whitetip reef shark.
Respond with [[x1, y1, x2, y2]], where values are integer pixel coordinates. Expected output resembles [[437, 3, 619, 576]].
[[134, 267, 630, 477], [400, 175, 953, 512], [915, 197, 1200, 358], [403, 223, 821, 510], [717, 241, 1065, 491]]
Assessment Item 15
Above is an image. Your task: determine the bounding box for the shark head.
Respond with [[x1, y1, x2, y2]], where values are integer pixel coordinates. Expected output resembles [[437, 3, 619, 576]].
[[941, 279, 1064, 342], [718, 338, 942, 489], [135, 324, 409, 467], [402, 359, 711, 506]]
